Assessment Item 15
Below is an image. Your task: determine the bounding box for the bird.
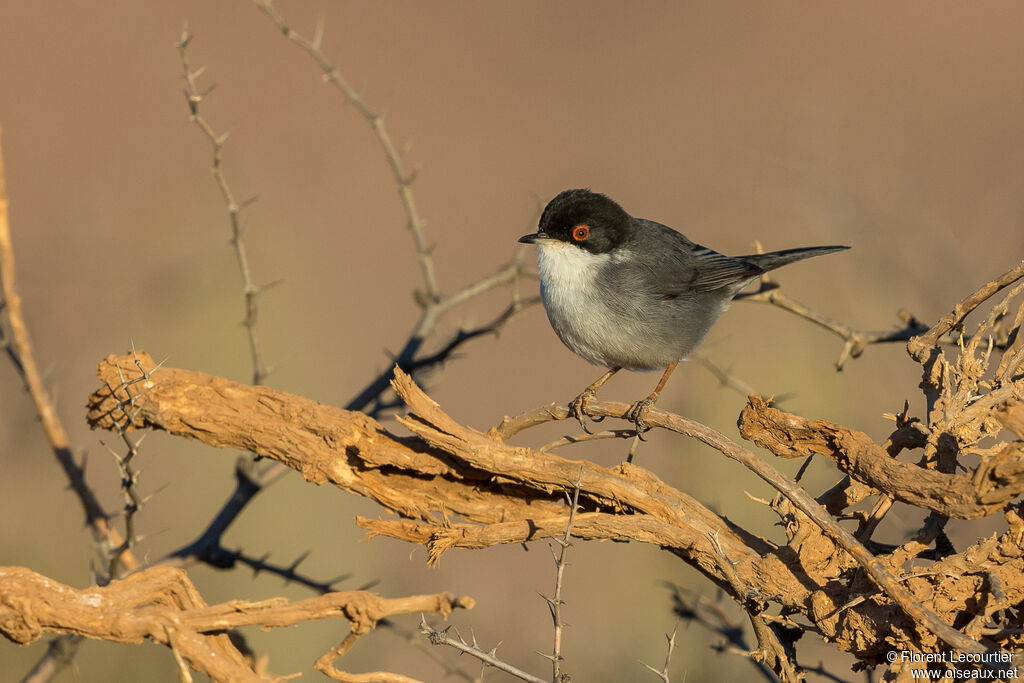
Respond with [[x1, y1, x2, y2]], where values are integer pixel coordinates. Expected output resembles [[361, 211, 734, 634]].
[[518, 189, 848, 435]]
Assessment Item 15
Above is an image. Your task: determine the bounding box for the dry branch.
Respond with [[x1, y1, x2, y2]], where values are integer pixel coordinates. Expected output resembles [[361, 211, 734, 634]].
[[908, 259, 1024, 361], [739, 396, 1024, 519], [86, 348, 1024, 667], [0, 128, 136, 576], [0, 565, 472, 682]]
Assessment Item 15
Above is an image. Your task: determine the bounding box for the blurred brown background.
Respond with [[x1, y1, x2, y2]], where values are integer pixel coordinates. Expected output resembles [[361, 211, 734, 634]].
[[2, 2, 1024, 681]]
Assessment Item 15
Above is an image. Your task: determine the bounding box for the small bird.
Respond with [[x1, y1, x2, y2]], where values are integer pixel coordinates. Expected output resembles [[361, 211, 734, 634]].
[[518, 189, 848, 434]]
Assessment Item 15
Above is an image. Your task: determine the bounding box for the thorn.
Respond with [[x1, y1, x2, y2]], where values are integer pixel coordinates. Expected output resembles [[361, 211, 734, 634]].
[[743, 491, 772, 505], [312, 16, 325, 50], [258, 278, 285, 293], [141, 485, 167, 506], [357, 578, 380, 591], [288, 550, 311, 572], [326, 573, 351, 587]]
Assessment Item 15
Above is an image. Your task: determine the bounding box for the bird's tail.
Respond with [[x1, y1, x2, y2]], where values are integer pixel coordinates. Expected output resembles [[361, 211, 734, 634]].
[[738, 245, 849, 273]]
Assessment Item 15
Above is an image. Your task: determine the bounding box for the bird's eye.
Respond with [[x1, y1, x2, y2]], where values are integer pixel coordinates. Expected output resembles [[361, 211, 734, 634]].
[[572, 225, 590, 242]]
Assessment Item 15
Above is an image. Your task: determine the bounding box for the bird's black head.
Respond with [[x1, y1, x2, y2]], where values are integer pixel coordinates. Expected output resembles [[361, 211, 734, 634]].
[[519, 189, 634, 254]]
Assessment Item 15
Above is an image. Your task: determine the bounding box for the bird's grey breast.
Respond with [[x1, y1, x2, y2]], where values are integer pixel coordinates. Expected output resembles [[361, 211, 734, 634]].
[[535, 242, 624, 366]]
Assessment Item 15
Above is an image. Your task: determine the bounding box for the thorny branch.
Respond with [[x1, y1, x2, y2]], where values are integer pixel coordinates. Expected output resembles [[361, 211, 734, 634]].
[[420, 619, 548, 683], [542, 472, 583, 683], [735, 257, 1024, 372], [640, 626, 678, 683], [98, 344, 163, 580], [247, 0, 539, 415], [735, 277, 929, 370], [663, 584, 778, 682], [250, 0, 438, 300], [166, 20, 538, 588], [0, 129, 135, 576], [178, 29, 271, 388], [0, 128, 143, 683]]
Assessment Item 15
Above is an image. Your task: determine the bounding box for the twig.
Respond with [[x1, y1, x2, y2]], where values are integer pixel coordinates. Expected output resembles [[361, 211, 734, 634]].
[[249, 0, 439, 301], [663, 583, 778, 682], [736, 280, 930, 369], [168, 30, 307, 579], [97, 343, 166, 580], [17, 635, 83, 683], [178, 29, 271, 387], [539, 428, 636, 452], [908, 258, 1024, 362], [367, 292, 540, 417], [640, 625, 678, 683], [380, 621, 479, 682], [709, 532, 803, 683], [693, 349, 762, 397], [234, 548, 350, 594], [0, 128, 136, 572], [540, 471, 583, 682], [347, 254, 536, 415], [421, 618, 547, 683]]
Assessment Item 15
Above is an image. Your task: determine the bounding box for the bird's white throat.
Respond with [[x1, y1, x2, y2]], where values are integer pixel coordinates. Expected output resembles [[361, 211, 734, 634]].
[[536, 241, 610, 295]]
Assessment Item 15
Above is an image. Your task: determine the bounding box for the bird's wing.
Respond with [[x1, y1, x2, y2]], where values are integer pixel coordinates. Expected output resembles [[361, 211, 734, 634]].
[[634, 219, 762, 297]]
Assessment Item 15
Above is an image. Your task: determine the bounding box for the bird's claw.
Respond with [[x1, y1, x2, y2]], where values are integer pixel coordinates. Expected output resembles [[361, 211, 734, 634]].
[[625, 396, 657, 440], [569, 389, 604, 434]]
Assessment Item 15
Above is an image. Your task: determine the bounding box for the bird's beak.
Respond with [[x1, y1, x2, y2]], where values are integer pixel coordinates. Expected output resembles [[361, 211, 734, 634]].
[[518, 231, 555, 244]]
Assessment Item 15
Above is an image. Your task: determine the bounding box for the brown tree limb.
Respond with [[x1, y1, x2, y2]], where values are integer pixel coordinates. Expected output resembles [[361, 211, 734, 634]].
[[87, 353, 788, 597], [0, 565, 472, 683], [738, 396, 1024, 519]]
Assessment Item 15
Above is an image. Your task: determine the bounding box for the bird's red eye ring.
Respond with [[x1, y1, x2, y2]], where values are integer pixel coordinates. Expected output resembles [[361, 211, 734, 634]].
[[572, 225, 590, 241]]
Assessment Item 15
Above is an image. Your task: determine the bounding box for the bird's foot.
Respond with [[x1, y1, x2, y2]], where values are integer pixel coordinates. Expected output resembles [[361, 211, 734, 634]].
[[569, 388, 605, 434], [625, 395, 658, 440]]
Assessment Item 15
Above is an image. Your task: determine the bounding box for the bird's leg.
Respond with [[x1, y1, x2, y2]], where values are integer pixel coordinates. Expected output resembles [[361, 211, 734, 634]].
[[625, 360, 679, 439], [569, 366, 621, 433]]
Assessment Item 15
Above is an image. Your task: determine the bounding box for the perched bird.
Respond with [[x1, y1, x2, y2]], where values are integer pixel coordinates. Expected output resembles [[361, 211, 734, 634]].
[[518, 189, 848, 434]]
